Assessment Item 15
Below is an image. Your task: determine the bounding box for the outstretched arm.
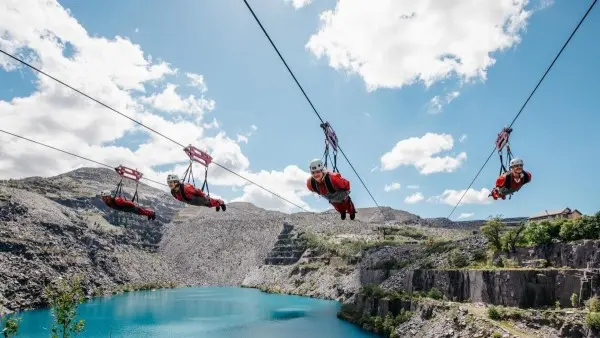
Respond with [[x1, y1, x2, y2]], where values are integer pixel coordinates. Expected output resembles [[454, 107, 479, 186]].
[[524, 171, 532, 184], [306, 178, 314, 192]]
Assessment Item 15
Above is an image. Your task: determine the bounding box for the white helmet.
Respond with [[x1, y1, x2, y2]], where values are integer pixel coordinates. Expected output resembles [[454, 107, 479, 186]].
[[167, 174, 180, 183], [510, 158, 523, 167], [100, 190, 112, 197], [309, 159, 324, 172]]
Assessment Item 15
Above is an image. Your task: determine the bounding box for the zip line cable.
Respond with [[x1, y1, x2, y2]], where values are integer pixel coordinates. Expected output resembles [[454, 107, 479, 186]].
[[447, 0, 598, 219], [241, 0, 386, 219], [0, 50, 312, 214], [0, 128, 266, 217]]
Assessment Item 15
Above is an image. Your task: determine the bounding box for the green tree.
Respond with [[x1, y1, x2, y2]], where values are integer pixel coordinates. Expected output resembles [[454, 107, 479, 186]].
[[0, 308, 21, 338], [44, 275, 86, 338], [481, 218, 505, 251], [500, 224, 526, 252], [524, 220, 560, 245]]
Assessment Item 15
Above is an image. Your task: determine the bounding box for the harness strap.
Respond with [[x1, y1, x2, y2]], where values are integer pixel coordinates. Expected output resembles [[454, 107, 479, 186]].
[[310, 173, 337, 195], [200, 166, 210, 197], [173, 182, 191, 201]]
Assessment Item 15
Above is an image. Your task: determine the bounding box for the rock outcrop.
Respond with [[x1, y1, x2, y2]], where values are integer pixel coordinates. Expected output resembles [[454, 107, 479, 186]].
[[0, 185, 178, 314], [405, 269, 596, 308]]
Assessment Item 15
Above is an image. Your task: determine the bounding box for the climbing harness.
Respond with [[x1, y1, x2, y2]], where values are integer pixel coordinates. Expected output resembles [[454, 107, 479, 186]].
[[181, 145, 212, 197], [495, 126, 514, 176], [113, 165, 143, 203], [111, 165, 145, 225], [320, 122, 339, 173], [492, 127, 517, 200]]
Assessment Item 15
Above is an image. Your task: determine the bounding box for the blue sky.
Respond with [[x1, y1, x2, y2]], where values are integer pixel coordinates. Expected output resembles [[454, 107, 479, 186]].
[[1, 0, 599, 220]]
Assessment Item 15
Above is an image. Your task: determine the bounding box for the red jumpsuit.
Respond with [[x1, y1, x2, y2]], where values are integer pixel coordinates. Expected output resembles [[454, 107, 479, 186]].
[[102, 196, 156, 219], [492, 171, 532, 200], [171, 183, 224, 208], [306, 172, 356, 215]]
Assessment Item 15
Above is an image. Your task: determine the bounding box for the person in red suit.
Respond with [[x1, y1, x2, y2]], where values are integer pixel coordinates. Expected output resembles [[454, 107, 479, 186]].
[[306, 159, 356, 220], [100, 190, 156, 220], [166, 174, 226, 211], [491, 158, 532, 200]]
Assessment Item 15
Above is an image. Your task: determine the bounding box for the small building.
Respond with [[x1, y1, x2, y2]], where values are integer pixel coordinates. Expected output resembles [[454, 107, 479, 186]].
[[528, 207, 583, 222]]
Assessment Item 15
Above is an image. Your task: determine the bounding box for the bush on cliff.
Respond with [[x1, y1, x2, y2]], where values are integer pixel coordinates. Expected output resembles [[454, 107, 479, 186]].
[[522, 211, 600, 246]]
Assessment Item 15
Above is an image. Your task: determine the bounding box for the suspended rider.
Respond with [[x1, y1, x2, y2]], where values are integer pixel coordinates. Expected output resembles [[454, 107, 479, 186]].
[[167, 174, 226, 211], [306, 159, 356, 220], [491, 158, 532, 200], [100, 190, 156, 220]]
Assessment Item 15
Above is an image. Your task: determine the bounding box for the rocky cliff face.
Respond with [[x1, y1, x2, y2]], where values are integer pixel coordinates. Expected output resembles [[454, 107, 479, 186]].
[[405, 269, 595, 308], [0, 184, 179, 314], [501, 240, 600, 269], [1, 166, 436, 315]]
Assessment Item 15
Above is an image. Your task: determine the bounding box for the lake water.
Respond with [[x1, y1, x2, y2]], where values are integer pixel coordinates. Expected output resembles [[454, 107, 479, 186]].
[[13, 286, 378, 337]]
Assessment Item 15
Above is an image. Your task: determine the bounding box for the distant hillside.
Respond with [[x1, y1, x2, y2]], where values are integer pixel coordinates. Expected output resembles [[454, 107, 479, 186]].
[[426, 216, 529, 229]]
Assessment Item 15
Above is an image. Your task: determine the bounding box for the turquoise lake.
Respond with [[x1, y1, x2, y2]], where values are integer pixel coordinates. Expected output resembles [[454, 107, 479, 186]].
[[12, 286, 378, 337]]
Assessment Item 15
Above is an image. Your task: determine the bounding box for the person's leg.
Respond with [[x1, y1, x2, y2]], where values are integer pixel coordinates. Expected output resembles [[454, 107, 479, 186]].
[[135, 206, 156, 220], [331, 202, 347, 220]]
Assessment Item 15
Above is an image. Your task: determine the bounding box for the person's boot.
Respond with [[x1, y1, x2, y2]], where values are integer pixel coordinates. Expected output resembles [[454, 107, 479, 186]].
[[340, 211, 346, 220], [348, 198, 356, 220], [216, 205, 221, 212], [221, 203, 226, 212]]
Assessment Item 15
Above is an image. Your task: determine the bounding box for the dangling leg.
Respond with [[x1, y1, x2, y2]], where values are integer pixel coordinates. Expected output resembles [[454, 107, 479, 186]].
[[135, 206, 156, 220], [346, 196, 356, 220], [208, 197, 225, 211], [331, 202, 346, 220]]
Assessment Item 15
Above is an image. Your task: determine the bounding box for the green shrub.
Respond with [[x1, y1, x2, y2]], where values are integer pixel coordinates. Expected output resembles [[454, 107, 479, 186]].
[[426, 288, 443, 300], [448, 250, 468, 268], [589, 297, 600, 312], [488, 306, 501, 320], [586, 312, 600, 329], [571, 293, 579, 308]]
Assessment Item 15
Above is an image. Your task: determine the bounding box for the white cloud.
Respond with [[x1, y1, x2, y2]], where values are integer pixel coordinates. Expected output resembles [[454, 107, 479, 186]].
[[364, 112, 371, 117], [231, 165, 314, 212], [203, 117, 220, 129], [285, 0, 314, 9], [250, 124, 258, 131], [0, 0, 313, 213], [370, 166, 379, 172], [306, 0, 533, 91], [380, 133, 467, 174], [237, 134, 249, 144], [427, 91, 460, 114], [140, 83, 215, 118], [186, 72, 207, 93], [538, 0, 554, 10], [384, 182, 401, 192], [406, 185, 419, 189], [459, 134, 467, 143], [428, 188, 492, 206], [404, 192, 424, 204], [457, 212, 474, 219], [134, 28, 139, 33]]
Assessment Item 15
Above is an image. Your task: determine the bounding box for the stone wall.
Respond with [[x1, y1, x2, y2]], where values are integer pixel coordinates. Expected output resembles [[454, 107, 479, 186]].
[[406, 269, 597, 308]]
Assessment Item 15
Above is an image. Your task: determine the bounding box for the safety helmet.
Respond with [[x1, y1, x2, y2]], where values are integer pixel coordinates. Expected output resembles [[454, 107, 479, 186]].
[[100, 190, 112, 197], [510, 158, 523, 167], [309, 159, 324, 172], [167, 174, 180, 183]]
